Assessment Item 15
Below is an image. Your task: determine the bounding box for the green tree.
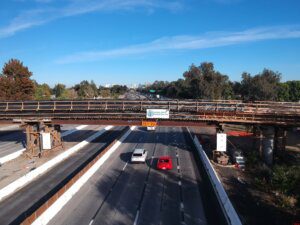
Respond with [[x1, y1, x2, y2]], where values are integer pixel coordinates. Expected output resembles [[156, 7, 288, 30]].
[[240, 69, 281, 101], [53, 83, 66, 99], [286, 81, 300, 102], [34, 83, 52, 100], [277, 83, 290, 101], [183, 62, 231, 99], [110, 85, 128, 96], [0, 59, 35, 100], [66, 88, 78, 99], [99, 88, 111, 98], [74, 80, 98, 99]]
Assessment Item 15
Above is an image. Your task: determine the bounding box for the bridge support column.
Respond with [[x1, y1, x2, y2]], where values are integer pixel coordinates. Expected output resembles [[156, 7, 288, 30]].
[[23, 122, 63, 158], [253, 126, 275, 166], [261, 126, 274, 166], [216, 124, 224, 133], [274, 127, 287, 154], [253, 126, 263, 157], [25, 123, 41, 157]]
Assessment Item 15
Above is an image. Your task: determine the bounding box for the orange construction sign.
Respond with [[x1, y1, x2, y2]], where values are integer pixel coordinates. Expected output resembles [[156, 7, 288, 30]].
[[142, 121, 157, 127]]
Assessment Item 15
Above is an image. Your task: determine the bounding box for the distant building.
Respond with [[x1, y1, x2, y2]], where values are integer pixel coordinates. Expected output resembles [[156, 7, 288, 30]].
[[104, 84, 113, 88], [128, 84, 138, 89]]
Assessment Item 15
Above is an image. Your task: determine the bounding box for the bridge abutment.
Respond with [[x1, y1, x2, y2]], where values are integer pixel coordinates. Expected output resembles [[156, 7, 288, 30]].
[[23, 122, 63, 157]]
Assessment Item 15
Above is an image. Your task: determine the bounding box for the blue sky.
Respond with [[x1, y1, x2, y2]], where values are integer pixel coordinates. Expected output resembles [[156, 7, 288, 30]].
[[0, 0, 300, 87]]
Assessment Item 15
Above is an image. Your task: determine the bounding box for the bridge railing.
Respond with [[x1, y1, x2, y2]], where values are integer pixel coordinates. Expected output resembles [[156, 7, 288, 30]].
[[0, 100, 300, 115]]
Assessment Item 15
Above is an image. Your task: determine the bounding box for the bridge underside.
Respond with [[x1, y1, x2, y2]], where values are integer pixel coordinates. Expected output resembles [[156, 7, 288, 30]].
[[0, 116, 298, 127]]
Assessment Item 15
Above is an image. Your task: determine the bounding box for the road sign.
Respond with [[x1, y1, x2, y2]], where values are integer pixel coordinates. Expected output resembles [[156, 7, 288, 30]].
[[41, 133, 51, 150], [217, 133, 227, 152], [142, 121, 157, 127], [146, 109, 169, 119], [149, 89, 156, 93]]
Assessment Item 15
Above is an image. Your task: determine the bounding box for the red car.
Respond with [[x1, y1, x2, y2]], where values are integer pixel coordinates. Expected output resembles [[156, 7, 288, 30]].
[[157, 156, 173, 170]]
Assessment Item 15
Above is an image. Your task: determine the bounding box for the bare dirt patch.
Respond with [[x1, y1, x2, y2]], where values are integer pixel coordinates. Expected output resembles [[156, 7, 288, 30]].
[[192, 125, 300, 225]]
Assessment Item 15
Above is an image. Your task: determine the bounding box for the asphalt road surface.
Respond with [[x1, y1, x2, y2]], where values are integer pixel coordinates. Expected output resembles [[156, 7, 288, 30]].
[[49, 126, 207, 225], [0, 126, 124, 225], [0, 129, 24, 158]]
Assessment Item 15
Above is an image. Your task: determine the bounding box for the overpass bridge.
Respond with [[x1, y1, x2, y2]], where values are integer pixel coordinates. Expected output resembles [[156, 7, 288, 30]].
[[0, 99, 299, 158], [0, 99, 300, 126]]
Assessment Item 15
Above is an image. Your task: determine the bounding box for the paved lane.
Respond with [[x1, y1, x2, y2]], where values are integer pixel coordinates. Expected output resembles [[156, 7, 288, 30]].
[[0, 126, 122, 225], [49, 127, 207, 225]]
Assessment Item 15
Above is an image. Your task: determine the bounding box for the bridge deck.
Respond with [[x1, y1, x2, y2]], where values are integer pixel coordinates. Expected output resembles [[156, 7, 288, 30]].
[[0, 100, 299, 126]]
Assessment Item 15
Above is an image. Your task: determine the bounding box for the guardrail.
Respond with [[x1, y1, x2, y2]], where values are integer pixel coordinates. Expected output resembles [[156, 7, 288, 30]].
[[0, 100, 300, 113]]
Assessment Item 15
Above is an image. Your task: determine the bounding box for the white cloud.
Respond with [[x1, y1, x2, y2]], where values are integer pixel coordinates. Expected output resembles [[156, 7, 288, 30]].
[[0, 0, 182, 38], [56, 25, 300, 64]]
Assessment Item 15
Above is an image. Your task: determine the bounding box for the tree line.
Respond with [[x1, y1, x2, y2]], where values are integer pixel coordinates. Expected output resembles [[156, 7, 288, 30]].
[[140, 62, 300, 102], [0, 59, 128, 100], [0, 59, 299, 101]]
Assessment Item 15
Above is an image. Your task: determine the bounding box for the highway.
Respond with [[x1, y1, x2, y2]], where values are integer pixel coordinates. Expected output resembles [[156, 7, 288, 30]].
[[0, 126, 124, 225], [49, 127, 207, 225]]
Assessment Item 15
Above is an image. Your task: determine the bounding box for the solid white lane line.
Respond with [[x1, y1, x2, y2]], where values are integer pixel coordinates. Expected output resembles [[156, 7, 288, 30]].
[[61, 125, 88, 137], [133, 210, 140, 225], [122, 162, 128, 171], [180, 202, 184, 211], [0, 148, 26, 165]]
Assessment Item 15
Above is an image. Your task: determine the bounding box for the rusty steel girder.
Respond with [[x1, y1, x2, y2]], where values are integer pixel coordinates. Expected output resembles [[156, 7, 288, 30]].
[[0, 99, 299, 126]]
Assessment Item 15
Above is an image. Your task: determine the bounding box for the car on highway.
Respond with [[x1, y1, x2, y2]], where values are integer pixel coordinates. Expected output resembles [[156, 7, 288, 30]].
[[235, 156, 245, 170], [147, 126, 155, 131], [157, 156, 173, 170], [131, 149, 148, 163]]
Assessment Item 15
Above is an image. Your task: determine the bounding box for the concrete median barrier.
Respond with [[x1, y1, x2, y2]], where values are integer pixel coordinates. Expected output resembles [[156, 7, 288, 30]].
[[187, 128, 242, 225]]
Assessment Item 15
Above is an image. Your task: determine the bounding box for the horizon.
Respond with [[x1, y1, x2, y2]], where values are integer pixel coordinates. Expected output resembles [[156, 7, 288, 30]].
[[0, 0, 300, 86]]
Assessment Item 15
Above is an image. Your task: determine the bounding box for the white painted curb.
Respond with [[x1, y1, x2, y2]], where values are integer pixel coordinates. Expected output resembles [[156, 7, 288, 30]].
[[32, 126, 136, 225], [0, 148, 26, 165], [0, 126, 112, 202], [0, 125, 88, 165], [61, 125, 88, 137], [0, 125, 19, 131], [187, 128, 242, 225]]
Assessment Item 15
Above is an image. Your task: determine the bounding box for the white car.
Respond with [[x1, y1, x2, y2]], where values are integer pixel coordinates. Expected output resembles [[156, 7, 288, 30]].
[[131, 149, 148, 163], [147, 126, 155, 131]]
